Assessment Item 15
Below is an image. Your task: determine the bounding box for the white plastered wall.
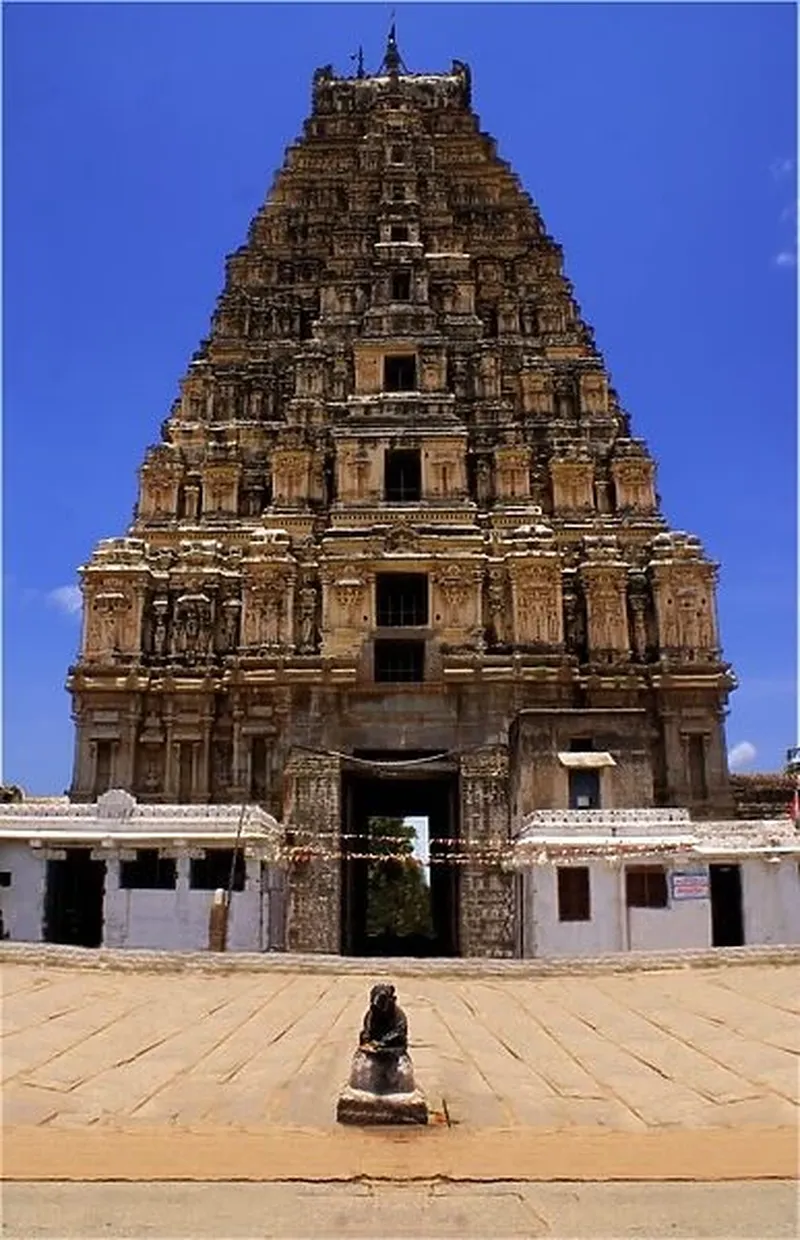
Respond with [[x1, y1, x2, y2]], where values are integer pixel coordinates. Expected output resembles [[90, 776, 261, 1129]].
[[739, 859, 800, 945], [523, 859, 712, 958], [524, 862, 622, 957], [0, 843, 46, 942], [103, 855, 266, 952]]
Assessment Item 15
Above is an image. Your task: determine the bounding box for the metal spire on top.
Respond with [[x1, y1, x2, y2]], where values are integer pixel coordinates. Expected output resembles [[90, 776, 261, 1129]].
[[380, 18, 408, 75], [350, 45, 365, 78]]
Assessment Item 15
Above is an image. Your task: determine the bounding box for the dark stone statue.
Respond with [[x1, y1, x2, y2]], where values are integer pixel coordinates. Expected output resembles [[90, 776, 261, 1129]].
[[336, 983, 428, 1125]]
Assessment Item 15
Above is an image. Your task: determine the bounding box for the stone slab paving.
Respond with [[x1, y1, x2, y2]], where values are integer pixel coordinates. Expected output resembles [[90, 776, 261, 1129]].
[[3, 958, 798, 1134], [3, 1180, 798, 1238]]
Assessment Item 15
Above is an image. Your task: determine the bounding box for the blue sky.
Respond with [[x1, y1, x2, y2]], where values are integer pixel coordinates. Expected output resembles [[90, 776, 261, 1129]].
[[3, 2, 796, 793]]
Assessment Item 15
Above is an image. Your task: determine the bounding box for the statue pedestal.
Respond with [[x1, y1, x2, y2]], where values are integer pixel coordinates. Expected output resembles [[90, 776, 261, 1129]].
[[336, 1045, 428, 1126], [336, 1085, 428, 1126], [336, 984, 428, 1126]]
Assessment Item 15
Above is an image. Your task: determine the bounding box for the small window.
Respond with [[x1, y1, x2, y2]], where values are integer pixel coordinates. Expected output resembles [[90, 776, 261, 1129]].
[[391, 184, 405, 202], [384, 355, 417, 392], [390, 224, 409, 242], [375, 639, 425, 683], [0, 872, 11, 888], [569, 738, 594, 752], [626, 866, 668, 909], [120, 849, 176, 891], [189, 849, 246, 892], [557, 867, 590, 922], [568, 768, 601, 810], [390, 271, 411, 301], [376, 573, 428, 627], [384, 448, 421, 501], [389, 145, 405, 165]]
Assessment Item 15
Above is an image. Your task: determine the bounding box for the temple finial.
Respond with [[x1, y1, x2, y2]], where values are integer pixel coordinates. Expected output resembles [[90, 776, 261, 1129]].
[[350, 45, 365, 78], [381, 19, 406, 75]]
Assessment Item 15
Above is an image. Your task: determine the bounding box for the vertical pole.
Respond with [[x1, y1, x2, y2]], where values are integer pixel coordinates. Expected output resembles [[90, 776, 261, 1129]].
[[216, 803, 248, 952]]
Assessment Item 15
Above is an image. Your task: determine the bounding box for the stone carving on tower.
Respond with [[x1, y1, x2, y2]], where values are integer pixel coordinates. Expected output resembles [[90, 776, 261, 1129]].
[[67, 30, 736, 953]]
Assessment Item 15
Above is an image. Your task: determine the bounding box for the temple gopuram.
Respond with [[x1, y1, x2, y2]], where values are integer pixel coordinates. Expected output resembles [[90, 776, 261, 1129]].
[[66, 33, 737, 957]]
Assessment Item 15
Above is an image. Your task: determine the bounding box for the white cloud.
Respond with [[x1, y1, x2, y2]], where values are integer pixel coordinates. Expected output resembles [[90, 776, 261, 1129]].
[[773, 248, 797, 268], [770, 156, 795, 180], [728, 741, 757, 772], [47, 585, 82, 617]]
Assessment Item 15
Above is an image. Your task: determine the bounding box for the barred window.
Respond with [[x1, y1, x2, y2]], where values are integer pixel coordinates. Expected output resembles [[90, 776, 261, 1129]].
[[374, 639, 425, 683], [376, 574, 428, 627], [119, 850, 176, 891], [626, 866, 668, 909], [557, 867, 591, 921], [189, 850, 246, 892], [384, 449, 421, 501], [568, 769, 601, 809]]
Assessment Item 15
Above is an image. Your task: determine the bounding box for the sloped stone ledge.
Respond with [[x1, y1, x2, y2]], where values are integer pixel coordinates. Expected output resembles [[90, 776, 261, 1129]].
[[1, 941, 799, 977]]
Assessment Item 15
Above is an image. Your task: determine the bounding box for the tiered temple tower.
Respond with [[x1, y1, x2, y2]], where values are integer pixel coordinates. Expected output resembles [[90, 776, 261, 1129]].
[[67, 35, 736, 956]]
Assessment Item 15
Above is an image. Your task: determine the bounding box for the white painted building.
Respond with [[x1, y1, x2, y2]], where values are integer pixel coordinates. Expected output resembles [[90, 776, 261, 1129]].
[[513, 809, 800, 957], [0, 791, 798, 957], [0, 790, 284, 953]]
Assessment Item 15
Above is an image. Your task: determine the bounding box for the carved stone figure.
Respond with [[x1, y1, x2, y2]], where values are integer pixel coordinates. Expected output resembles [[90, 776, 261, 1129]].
[[297, 581, 318, 652], [337, 984, 427, 1125], [173, 594, 212, 661], [486, 570, 507, 646], [220, 599, 241, 652], [151, 599, 169, 657]]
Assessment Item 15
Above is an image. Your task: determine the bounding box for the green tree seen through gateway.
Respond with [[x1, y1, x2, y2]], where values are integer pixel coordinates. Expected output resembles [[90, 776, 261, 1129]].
[[364, 816, 434, 941]]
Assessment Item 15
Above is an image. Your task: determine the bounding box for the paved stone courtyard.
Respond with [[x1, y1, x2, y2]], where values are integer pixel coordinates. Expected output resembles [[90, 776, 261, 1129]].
[[3, 952, 798, 1137], [3, 950, 798, 1235]]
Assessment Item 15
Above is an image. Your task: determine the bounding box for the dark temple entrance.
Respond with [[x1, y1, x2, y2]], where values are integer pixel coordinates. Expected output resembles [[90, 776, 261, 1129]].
[[709, 863, 745, 947], [341, 763, 459, 957], [43, 848, 106, 948]]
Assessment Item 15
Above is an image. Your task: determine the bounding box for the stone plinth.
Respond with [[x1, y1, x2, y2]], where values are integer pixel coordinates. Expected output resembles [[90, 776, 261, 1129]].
[[336, 1084, 428, 1125]]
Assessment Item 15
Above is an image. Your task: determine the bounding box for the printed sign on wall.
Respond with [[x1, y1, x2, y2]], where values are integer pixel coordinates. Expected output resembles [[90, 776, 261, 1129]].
[[670, 868, 710, 901]]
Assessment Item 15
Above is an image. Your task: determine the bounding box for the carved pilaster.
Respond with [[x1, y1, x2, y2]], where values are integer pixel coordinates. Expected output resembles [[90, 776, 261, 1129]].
[[649, 534, 719, 662], [509, 559, 564, 647], [579, 370, 609, 414], [272, 448, 312, 505], [550, 456, 594, 514], [459, 747, 514, 958], [611, 442, 656, 514], [580, 568, 630, 660], [494, 446, 531, 503], [284, 751, 340, 953]]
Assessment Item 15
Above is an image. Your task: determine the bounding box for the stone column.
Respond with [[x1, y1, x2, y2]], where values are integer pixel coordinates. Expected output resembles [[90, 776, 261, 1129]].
[[283, 751, 341, 954], [459, 747, 516, 958], [230, 706, 245, 801], [198, 713, 213, 801], [118, 702, 140, 792], [70, 711, 94, 798]]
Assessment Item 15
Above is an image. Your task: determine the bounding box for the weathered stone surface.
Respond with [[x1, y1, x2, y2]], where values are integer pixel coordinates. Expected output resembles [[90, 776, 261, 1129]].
[[336, 1085, 428, 1126], [4, 957, 799, 1138], [65, 31, 736, 959]]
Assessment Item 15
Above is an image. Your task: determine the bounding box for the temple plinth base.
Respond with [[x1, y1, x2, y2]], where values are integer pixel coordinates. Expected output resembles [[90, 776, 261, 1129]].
[[336, 1085, 428, 1126]]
